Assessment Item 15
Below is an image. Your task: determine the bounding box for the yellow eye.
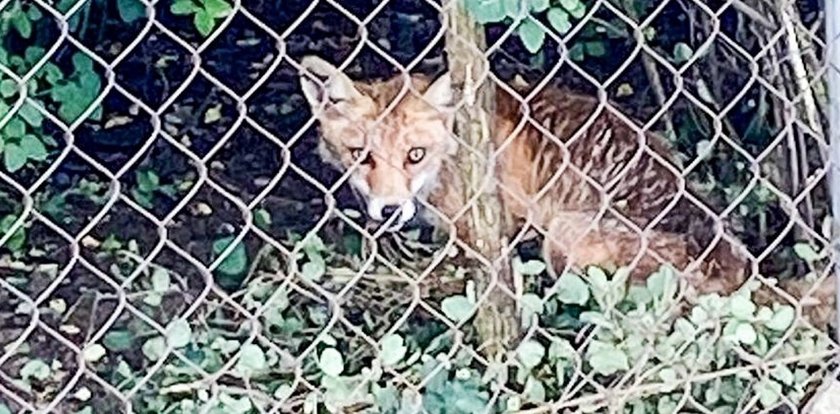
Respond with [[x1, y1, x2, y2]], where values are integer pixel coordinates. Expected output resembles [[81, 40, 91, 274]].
[[407, 147, 425, 164]]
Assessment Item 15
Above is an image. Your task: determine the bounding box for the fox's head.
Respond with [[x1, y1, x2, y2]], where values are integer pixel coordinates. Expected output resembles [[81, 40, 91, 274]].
[[298, 56, 456, 229]]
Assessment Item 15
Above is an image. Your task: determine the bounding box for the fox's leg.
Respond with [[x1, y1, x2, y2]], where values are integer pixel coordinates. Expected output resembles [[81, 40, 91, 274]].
[[542, 214, 701, 286]]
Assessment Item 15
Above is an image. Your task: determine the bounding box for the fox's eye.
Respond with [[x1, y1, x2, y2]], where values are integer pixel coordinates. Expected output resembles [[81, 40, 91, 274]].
[[350, 148, 372, 164], [407, 147, 426, 164]]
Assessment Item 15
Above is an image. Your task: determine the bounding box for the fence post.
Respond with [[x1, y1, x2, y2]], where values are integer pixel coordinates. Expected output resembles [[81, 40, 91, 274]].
[[827, 0, 840, 342], [443, 1, 519, 358]]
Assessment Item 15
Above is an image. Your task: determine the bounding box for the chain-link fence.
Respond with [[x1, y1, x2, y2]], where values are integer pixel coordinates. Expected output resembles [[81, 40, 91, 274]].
[[0, 0, 838, 412]]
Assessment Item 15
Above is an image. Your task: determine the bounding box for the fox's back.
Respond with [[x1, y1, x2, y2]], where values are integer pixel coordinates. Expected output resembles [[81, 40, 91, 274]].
[[494, 87, 685, 230]]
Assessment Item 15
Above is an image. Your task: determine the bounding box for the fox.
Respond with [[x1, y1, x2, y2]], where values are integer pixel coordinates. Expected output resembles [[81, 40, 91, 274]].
[[297, 56, 835, 328]]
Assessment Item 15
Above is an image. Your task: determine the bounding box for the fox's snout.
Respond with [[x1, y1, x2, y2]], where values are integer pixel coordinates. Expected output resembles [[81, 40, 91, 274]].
[[366, 198, 417, 229]]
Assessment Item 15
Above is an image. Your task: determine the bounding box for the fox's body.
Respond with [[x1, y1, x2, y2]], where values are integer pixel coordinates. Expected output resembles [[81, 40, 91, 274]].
[[298, 57, 835, 327]]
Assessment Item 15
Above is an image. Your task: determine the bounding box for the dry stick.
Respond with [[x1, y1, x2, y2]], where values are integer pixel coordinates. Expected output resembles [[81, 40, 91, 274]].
[[444, 1, 518, 359], [779, 5, 812, 236], [780, 1, 823, 140], [731, 0, 775, 30], [641, 50, 677, 142], [626, 1, 676, 142], [777, 3, 821, 234], [767, 2, 818, 238]]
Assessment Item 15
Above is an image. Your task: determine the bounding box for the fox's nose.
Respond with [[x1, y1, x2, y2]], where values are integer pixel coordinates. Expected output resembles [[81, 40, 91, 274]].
[[381, 205, 400, 219]]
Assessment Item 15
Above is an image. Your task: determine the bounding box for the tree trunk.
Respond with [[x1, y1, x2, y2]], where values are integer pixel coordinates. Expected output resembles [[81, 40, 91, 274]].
[[443, 1, 519, 359]]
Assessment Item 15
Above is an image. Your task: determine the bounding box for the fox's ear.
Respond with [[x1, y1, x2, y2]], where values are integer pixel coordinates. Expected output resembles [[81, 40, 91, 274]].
[[422, 72, 453, 111], [299, 56, 362, 112]]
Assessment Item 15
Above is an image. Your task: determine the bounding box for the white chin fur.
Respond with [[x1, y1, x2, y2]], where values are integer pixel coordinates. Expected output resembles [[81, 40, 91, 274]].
[[367, 198, 417, 230]]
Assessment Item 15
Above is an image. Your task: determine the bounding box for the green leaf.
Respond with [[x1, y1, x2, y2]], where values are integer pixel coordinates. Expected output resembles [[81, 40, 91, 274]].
[[547, 8, 571, 34], [117, 0, 146, 22], [520, 293, 543, 327], [646, 266, 677, 301], [24, 47, 45, 65], [658, 367, 677, 383], [204, 105, 222, 123], [83, 344, 107, 362], [165, 319, 192, 348], [212, 236, 249, 276], [0, 79, 17, 98], [559, 0, 586, 19], [585, 41, 606, 57], [518, 19, 546, 54], [729, 295, 756, 320], [274, 384, 294, 401], [3, 118, 25, 139], [793, 243, 821, 262], [580, 311, 613, 329], [586, 341, 629, 376], [58, 95, 86, 122], [204, 0, 232, 17], [529, 0, 549, 13], [673, 42, 693, 63], [72, 53, 93, 73], [193, 9, 216, 36], [103, 330, 134, 351], [766, 306, 794, 332], [19, 103, 43, 127], [236, 344, 266, 377], [301, 257, 325, 281], [463, 0, 507, 23], [756, 378, 781, 407], [254, 208, 271, 228], [517, 340, 545, 369], [79, 71, 100, 95], [136, 170, 159, 192], [12, 13, 32, 38], [27, 6, 43, 20], [569, 43, 584, 61], [0, 215, 26, 251], [513, 257, 546, 275], [20, 359, 50, 381], [318, 347, 344, 377], [380, 334, 407, 366], [4, 143, 28, 172], [441, 295, 474, 322], [735, 322, 757, 345], [41, 63, 64, 85], [132, 189, 154, 209], [171, 0, 196, 14], [142, 336, 166, 361], [523, 375, 546, 402], [556, 272, 589, 305], [151, 268, 171, 292], [500, 0, 521, 17], [21, 134, 47, 161]]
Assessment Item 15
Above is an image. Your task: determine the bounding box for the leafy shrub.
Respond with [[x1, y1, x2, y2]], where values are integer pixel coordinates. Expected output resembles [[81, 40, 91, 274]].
[[170, 0, 233, 36], [26, 250, 824, 413], [0, 0, 103, 173]]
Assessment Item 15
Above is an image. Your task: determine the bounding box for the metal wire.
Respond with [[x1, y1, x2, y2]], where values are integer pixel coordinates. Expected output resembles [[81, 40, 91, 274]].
[[0, 0, 837, 412]]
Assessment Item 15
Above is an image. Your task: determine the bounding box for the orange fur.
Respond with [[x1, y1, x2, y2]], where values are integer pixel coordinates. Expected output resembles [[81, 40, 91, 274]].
[[298, 57, 835, 328]]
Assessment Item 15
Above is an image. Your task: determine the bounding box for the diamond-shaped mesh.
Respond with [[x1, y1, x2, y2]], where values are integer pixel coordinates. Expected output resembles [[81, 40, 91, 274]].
[[0, 0, 838, 412]]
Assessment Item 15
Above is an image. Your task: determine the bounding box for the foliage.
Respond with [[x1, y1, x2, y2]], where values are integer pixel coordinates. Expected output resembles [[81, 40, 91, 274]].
[[0, 0, 832, 413], [170, 0, 233, 36], [0, 0, 104, 173], [30, 250, 825, 414], [462, 0, 588, 53], [131, 170, 181, 209]]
